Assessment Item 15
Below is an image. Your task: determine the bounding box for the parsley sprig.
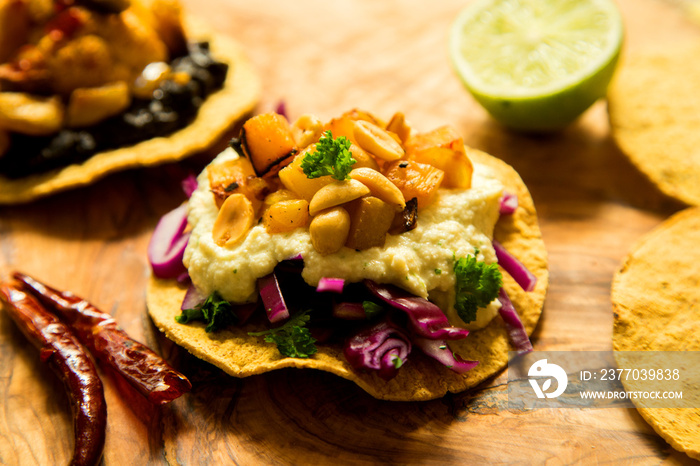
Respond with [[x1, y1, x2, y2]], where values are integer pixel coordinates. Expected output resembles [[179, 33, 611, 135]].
[[300, 130, 356, 180], [453, 252, 503, 323], [248, 310, 318, 358], [175, 291, 237, 333]]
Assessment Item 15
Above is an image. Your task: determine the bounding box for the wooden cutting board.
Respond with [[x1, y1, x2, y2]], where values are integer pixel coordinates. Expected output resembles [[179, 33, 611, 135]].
[[1, 0, 699, 464]]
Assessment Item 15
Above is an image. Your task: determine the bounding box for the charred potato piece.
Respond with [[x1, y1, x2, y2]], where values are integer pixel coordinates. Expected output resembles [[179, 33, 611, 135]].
[[241, 113, 297, 178], [383, 160, 444, 209], [263, 199, 310, 234], [139, 0, 187, 57], [66, 81, 131, 128], [405, 125, 473, 189], [208, 157, 268, 213], [389, 197, 418, 235], [0, 0, 31, 63], [0, 92, 64, 135]]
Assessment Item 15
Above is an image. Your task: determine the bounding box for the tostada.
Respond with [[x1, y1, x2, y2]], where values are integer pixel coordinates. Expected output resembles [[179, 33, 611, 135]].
[[0, 0, 259, 203], [146, 109, 548, 401]]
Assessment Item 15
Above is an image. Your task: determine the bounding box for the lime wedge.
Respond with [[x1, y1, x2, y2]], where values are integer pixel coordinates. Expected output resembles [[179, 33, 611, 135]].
[[450, 0, 624, 131]]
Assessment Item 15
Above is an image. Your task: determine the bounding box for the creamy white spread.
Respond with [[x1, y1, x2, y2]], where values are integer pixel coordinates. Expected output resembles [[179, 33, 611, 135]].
[[184, 147, 504, 330]]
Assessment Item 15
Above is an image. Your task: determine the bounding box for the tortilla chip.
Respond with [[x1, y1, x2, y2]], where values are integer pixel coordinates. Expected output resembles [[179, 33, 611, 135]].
[[146, 147, 548, 401], [608, 44, 700, 206], [0, 18, 261, 204], [612, 207, 700, 460]]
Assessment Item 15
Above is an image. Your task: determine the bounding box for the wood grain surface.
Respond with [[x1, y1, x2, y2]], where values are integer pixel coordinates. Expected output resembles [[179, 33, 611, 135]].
[[1, 0, 699, 464]]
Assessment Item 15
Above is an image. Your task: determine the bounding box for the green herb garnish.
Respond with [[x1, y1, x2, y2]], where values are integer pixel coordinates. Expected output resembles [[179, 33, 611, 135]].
[[248, 310, 318, 358], [300, 130, 355, 180], [175, 291, 237, 333], [362, 301, 384, 320], [453, 252, 502, 323]]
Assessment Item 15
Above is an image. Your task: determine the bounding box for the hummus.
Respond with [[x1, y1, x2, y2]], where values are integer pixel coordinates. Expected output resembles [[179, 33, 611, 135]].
[[184, 146, 504, 330]]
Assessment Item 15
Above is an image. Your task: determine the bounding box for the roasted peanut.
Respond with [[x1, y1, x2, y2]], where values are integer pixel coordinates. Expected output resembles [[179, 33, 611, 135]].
[[309, 207, 350, 255], [386, 112, 412, 143], [352, 120, 405, 162], [308, 179, 370, 216], [291, 114, 324, 149], [212, 194, 255, 247], [349, 167, 405, 211]]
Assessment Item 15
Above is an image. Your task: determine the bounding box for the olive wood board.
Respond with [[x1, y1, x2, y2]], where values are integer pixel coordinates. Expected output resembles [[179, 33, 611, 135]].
[[1, 0, 699, 464]]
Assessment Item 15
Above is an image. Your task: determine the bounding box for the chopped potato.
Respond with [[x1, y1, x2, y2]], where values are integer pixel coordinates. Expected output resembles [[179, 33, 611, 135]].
[[66, 81, 131, 128], [345, 196, 395, 250], [263, 199, 310, 234], [0, 92, 64, 135], [0, 0, 30, 63], [405, 125, 473, 189]]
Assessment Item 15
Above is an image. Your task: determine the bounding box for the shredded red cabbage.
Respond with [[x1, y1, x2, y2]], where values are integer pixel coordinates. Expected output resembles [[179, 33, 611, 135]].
[[181, 174, 198, 198], [498, 288, 533, 354], [499, 191, 518, 215], [317, 277, 345, 293], [181, 283, 206, 310], [344, 319, 412, 380], [148, 203, 190, 279], [258, 272, 290, 323], [275, 100, 288, 119], [493, 240, 537, 292], [364, 280, 470, 341], [413, 337, 478, 373]]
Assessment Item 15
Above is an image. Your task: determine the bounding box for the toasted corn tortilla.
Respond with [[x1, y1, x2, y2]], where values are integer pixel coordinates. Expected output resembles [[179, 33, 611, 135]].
[[608, 44, 700, 206], [0, 19, 260, 204], [612, 207, 700, 460], [147, 147, 548, 402]]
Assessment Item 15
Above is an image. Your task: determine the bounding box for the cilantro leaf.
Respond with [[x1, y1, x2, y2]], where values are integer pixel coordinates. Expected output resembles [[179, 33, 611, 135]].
[[453, 253, 503, 323], [300, 130, 356, 180], [175, 291, 237, 333], [248, 310, 318, 358]]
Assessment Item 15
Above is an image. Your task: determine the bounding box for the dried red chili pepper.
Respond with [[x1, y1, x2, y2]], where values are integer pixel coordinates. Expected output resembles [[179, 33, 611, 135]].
[[0, 284, 106, 466], [14, 272, 192, 405]]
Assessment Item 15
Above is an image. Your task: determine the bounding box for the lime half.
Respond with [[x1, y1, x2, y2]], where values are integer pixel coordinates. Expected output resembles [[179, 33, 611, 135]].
[[450, 0, 623, 131]]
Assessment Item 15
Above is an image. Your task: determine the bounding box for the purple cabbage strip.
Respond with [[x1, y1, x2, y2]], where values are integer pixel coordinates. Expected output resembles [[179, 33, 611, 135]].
[[181, 174, 198, 198], [258, 272, 290, 323], [493, 240, 537, 292], [413, 337, 478, 374], [498, 288, 533, 354], [148, 203, 190, 279], [344, 319, 412, 380], [181, 283, 206, 310], [499, 191, 518, 215], [275, 101, 288, 119], [364, 280, 470, 341], [316, 277, 345, 293]]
